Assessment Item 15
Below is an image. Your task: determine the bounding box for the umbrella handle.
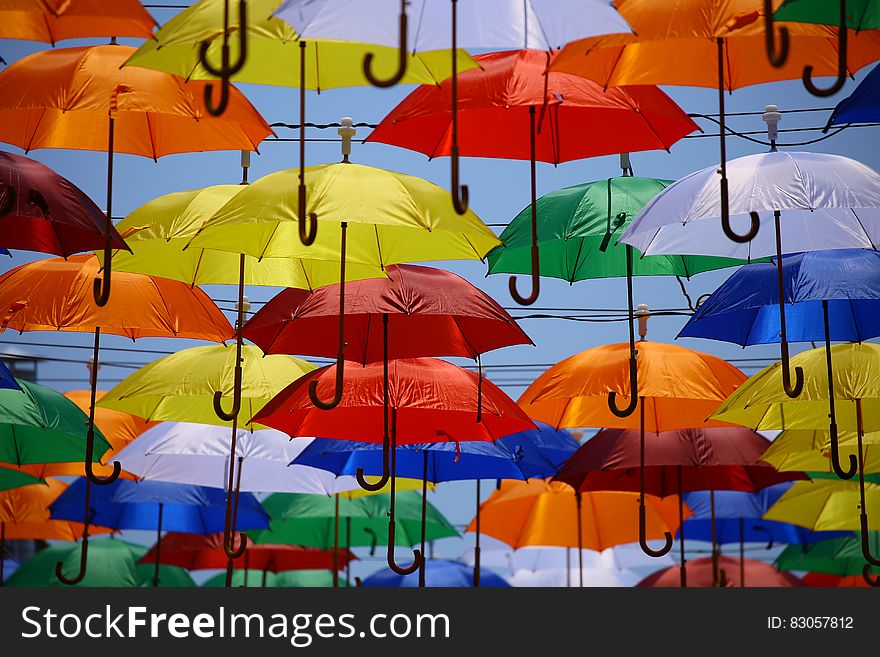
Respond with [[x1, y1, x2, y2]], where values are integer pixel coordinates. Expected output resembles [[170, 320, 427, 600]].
[[639, 499, 673, 558], [224, 530, 248, 559], [213, 383, 241, 422], [309, 223, 347, 410], [780, 351, 805, 398], [720, 192, 760, 244], [354, 576, 363, 587], [762, 0, 790, 68], [608, 356, 639, 418], [198, 0, 248, 117], [450, 146, 469, 215], [363, 2, 408, 88], [309, 359, 344, 410], [0, 183, 15, 216], [85, 424, 121, 485], [802, 0, 848, 97], [860, 512, 880, 566], [386, 519, 422, 575], [508, 260, 540, 306], [862, 565, 880, 587], [55, 538, 89, 586], [297, 190, 318, 246], [93, 242, 113, 307], [355, 432, 391, 492], [828, 422, 857, 479]]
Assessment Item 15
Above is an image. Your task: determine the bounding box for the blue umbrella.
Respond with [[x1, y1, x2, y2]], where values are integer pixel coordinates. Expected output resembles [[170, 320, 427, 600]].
[[361, 559, 509, 588], [679, 248, 880, 479], [826, 63, 880, 129], [293, 422, 578, 587], [0, 362, 20, 391], [49, 479, 270, 587], [0, 249, 9, 256]]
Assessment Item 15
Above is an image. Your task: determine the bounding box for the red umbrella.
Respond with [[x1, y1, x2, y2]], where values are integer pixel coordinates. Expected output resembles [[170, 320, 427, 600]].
[[801, 572, 873, 588], [0, 151, 127, 256], [252, 356, 535, 576], [243, 263, 532, 489], [138, 532, 354, 577], [554, 426, 806, 587], [368, 48, 698, 305], [637, 556, 803, 588]]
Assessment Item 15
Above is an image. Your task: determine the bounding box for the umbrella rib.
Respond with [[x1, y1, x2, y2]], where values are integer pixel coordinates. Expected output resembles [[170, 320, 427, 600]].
[[848, 298, 863, 343], [850, 209, 877, 250]]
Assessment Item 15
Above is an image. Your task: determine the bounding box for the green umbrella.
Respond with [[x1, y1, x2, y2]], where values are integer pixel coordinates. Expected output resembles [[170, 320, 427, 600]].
[[0, 379, 110, 466], [0, 468, 43, 491], [776, 533, 880, 584], [134, 562, 196, 588], [6, 540, 143, 587], [202, 569, 345, 588]]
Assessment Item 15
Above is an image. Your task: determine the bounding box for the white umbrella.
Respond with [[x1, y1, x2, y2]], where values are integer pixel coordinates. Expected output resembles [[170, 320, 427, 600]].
[[508, 566, 640, 588], [116, 422, 360, 495]]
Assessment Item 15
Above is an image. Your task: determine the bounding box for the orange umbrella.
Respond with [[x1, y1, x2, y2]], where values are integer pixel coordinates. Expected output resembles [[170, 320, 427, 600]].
[[0, 44, 273, 306], [518, 339, 746, 559], [0, 1, 155, 46], [550, 0, 880, 242], [0, 254, 233, 584], [465, 479, 688, 586]]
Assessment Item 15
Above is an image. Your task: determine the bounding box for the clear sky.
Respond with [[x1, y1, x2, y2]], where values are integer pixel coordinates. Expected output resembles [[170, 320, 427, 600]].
[[1, 5, 878, 583]]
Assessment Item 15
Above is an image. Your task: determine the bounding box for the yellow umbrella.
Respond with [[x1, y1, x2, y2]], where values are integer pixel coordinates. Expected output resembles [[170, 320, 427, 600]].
[[761, 429, 880, 474]]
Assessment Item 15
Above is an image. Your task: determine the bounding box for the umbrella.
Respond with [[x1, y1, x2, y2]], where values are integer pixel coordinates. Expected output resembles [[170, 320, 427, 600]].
[[254, 356, 534, 575], [0, 360, 18, 391], [125, 0, 475, 241], [550, 0, 880, 245], [0, 44, 272, 306], [637, 556, 802, 588], [6, 540, 144, 588], [362, 559, 509, 588], [508, 566, 640, 588], [0, 0, 155, 43], [763, 478, 880, 585], [518, 339, 746, 556], [369, 49, 697, 304], [0, 468, 40, 492], [243, 263, 532, 487], [712, 342, 880, 569], [622, 151, 880, 414], [679, 249, 880, 479], [203, 569, 344, 588], [760, 429, 880, 475], [826, 62, 880, 128], [276, 0, 632, 220], [0, 151, 127, 257], [134, 564, 195, 588], [49, 478, 270, 587], [555, 426, 804, 586], [138, 532, 354, 575], [776, 533, 880, 583], [115, 422, 360, 495], [801, 572, 876, 587]]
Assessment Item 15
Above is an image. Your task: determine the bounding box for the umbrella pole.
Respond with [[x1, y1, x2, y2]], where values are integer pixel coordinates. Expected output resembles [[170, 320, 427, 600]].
[[357, 312, 390, 490], [262, 566, 268, 588], [296, 40, 317, 245], [345, 516, 352, 585], [716, 37, 759, 244], [333, 494, 339, 588], [639, 398, 672, 557], [855, 399, 880, 570], [386, 407, 422, 575], [309, 222, 347, 409], [575, 491, 583, 588], [710, 489, 718, 587], [739, 518, 745, 588], [85, 328, 120, 485], [773, 211, 804, 398], [762, 0, 790, 67], [244, 551, 249, 586], [566, 548, 571, 588], [419, 450, 428, 588], [475, 354, 483, 423], [823, 299, 856, 478], [508, 105, 540, 305], [678, 465, 687, 588], [449, 0, 468, 215], [474, 479, 481, 588], [363, 0, 408, 87], [153, 503, 163, 588], [608, 246, 638, 417], [93, 118, 115, 307], [802, 0, 848, 97]]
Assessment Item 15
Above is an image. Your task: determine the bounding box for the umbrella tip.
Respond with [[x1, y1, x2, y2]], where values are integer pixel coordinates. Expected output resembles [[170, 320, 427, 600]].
[[763, 105, 781, 152], [636, 304, 650, 342], [619, 153, 633, 177], [338, 118, 356, 163]]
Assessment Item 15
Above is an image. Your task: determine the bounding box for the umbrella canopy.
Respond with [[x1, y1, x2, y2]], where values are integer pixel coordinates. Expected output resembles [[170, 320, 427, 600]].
[[761, 429, 880, 475], [466, 479, 688, 551], [124, 0, 475, 88], [487, 176, 746, 282], [5, 540, 142, 587], [556, 426, 803, 495], [115, 422, 360, 494], [679, 250, 880, 345], [508, 566, 640, 588], [363, 559, 510, 588], [292, 421, 579, 483], [368, 49, 697, 164], [518, 341, 747, 431], [679, 484, 849, 545], [134, 563, 195, 588], [0, 361, 18, 392], [0, 479, 112, 541], [250, 492, 458, 549], [637, 556, 802, 588], [620, 152, 880, 261], [98, 344, 315, 429], [48, 478, 270, 534], [0, 0, 155, 42], [243, 263, 532, 362], [0, 45, 272, 157], [0, 151, 127, 257], [801, 572, 876, 587], [763, 479, 880, 532], [111, 185, 387, 288], [0, 255, 234, 342], [138, 532, 354, 572], [827, 63, 880, 127], [0, 378, 110, 467], [254, 357, 536, 445], [203, 569, 343, 588], [774, 0, 880, 30], [0, 468, 41, 492], [776, 533, 880, 577]]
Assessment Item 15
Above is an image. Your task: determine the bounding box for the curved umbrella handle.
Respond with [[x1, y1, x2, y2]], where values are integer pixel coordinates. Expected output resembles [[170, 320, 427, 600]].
[[780, 356, 805, 398], [608, 356, 639, 418], [508, 105, 541, 305], [0, 183, 15, 216], [802, 0, 848, 97], [508, 261, 540, 306], [93, 242, 113, 307], [639, 500, 674, 558], [198, 0, 248, 117], [213, 388, 240, 422], [85, 424, 121, 485], [356, 429, 390, 492], [720, 197, 760, 244], [297, 190, 318, 246], [386, 519, 423, 575], [762, 0, 790, 68], [297, 41, 318, 246], [224, 531, 248, 559], [363, 2, 408, 88], [862, 565, 880, 587], [55, 538, 89, 585], [450, 147, 469, 215], [828, 423, 857, 479], [309, 359, 344, 410]]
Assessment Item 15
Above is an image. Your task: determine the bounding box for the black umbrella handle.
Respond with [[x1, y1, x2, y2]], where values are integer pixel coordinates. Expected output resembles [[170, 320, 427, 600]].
[[609, 245, 638, 417], [363, 0, 408, 88], [55, 538, 89, 585], [762, 0, 790, 67], [198, 0, 248, 117], [802, 0, 849, 97], [862, 564, 880, 587], [309, 223, 347, 409]]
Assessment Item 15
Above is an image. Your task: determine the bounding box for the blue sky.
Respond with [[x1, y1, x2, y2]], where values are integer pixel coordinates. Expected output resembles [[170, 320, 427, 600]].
[[1, 6, 878, 582]]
